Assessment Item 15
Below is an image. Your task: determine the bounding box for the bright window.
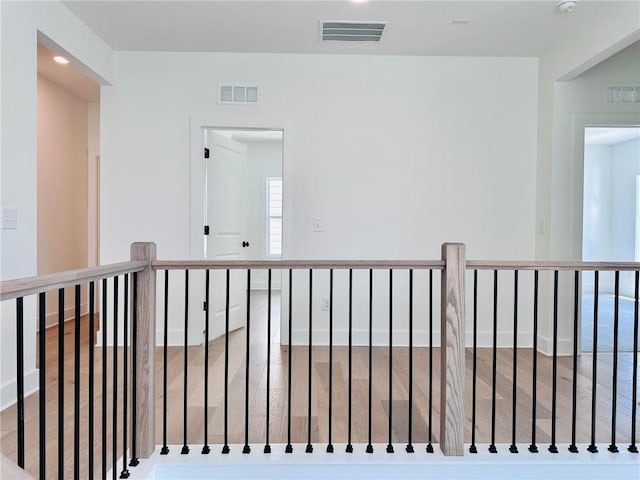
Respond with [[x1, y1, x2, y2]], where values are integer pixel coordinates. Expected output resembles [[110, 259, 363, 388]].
[[266, 177, 282, 257]]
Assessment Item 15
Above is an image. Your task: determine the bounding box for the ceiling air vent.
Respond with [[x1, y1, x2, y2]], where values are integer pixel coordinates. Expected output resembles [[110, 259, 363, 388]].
[[218, 85, 259, 105], [320, 21, 388, 42]]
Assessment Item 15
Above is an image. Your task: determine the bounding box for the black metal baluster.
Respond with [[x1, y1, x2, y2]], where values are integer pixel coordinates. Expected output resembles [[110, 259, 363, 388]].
[[387, 268, 394, 454], [346, 269, 353, 454], [587, 271, 599, 453], [426, 269, 434, 454], [202, 270, 211, 455], [102, 280, 108, 478], [549, 270, 559, 454], [306, 269, 313, 453], [509, 271, 519, 454], [629, 271, 639, 453], [327, 269, 334, 453], [529, 270, 539, 454], [182, 270, 190, 455], [489, 269, 498, 454], [88, 284, 95, 479], [470, 270, 478, 454], [222, 269, 230, 454], [285, 269, 293, 454], [113, 276, 119, 480], [16, 297, 25, 469], [120, 275, 130, 478], [160, 271, 169, 455], [608, 271, 620, 453], [59, 288, 65, 479], [74, 284, 81, 480], [366, 269, 373, 454], [265, 269, 272, 454], [39, 292, 46, 480], [243, 270, 252, 454], [129, 273, 139, 467], [406, 269, 414, 453], [569, 270, 579, 453]]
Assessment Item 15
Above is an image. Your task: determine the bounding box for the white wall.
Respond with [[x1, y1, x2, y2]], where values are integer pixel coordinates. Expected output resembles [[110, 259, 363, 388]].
[[100, 51, 538, 347], [611, 137, 640, 297], [583, 137, 640, 297], [581, 138, 640, 297], [582, 144, 613, 294], [611, 138, 640, 261], [0, 0, 113, 409], [582, 145, 612, 264], [37, 74, 89, 326]]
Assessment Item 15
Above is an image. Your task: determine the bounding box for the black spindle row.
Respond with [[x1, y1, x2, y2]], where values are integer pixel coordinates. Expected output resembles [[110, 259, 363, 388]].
[[157, 267, 439, 456], [468, 268, 639, 455], [9, 272, 140, 480]]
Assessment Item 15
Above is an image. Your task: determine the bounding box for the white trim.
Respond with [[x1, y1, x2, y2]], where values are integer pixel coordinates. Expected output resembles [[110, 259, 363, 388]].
[[287, 328, 537, 349], [537, 335, 574, 357], [250, 281, 282, 291], [41, 303, 88, 330], [0, 369, 39, 411], [127, 443, 640, 480]]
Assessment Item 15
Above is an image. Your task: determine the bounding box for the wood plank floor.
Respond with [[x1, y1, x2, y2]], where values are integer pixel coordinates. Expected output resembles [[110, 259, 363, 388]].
[[1, 291, 638, 479]]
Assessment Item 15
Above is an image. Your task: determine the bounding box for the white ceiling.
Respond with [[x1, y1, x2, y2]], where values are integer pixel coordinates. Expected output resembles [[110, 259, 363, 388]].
[[37, 43, 100, 102], [62, 1, 633, 57], [585, 127, 640, 146]]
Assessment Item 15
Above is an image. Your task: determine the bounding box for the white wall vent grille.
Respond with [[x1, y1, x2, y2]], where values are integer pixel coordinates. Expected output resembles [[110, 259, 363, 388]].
[[608, 85, 640, 103], [320, 21, 387, 42], [218, 85, 260, 105]]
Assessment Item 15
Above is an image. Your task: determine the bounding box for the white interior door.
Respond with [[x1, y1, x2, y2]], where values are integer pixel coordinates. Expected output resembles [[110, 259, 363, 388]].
[[205, 130, 249, 332]]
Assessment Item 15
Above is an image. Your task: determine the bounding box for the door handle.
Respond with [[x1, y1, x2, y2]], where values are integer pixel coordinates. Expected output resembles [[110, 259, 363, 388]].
[[242, 241, 250, 248]]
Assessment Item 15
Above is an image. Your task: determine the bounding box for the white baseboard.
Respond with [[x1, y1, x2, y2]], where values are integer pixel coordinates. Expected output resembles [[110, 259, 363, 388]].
[[537, 335, 573, 356], [0, 369, 39, 411], [250, 282, 282, 291], [287, 328, 537, 348], [41, 304, 88, 331]]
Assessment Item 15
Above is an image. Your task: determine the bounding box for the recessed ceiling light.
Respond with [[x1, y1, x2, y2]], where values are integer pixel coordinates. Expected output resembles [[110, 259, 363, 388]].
[[557, 1, 577, 13], [53, 56, 69, 65], [452, 19, 471, 25], [350, 0, 369, 3]]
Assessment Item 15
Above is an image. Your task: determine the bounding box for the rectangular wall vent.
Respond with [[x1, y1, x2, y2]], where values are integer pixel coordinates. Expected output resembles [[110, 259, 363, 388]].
[[218, 85, 259, 105], [320, 21, 387, 42], [608, 85, 640, 103]]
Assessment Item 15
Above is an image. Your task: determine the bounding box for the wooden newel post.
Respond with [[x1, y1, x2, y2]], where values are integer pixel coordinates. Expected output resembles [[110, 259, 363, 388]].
[[440, 243, 466, 456], [131, 242, 157, 458]]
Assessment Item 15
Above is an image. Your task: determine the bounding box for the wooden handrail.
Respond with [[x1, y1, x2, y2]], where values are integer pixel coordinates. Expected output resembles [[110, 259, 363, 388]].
[[152, 259, 446, 270], [467, 260, 640, 271], [0, 261, 148, 301]]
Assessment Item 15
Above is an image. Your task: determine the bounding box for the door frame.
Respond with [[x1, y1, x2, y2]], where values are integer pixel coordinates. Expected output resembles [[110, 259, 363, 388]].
[[573, 113, 640, 353], [189, 119, 287, 262], [188, 118, 287, 344]]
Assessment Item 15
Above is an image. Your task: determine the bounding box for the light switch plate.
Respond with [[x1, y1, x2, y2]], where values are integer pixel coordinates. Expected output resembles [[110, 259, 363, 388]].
[[2, 208, 17, 230], [313, 218, 323, 232]]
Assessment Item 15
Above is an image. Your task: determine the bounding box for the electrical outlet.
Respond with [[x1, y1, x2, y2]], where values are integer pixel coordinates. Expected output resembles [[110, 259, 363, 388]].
[[321, 297, 330, 311], [2, 208, 17, 230]]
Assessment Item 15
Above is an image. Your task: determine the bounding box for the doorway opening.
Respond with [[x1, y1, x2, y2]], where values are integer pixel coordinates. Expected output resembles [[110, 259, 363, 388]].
[[203, 128, 283, 337], [581, 126, 640, 353], [36, 41, 101, 331]]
